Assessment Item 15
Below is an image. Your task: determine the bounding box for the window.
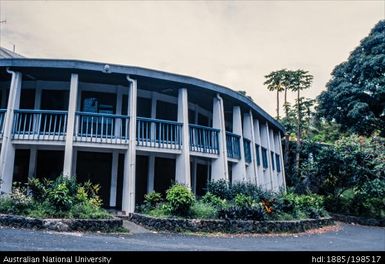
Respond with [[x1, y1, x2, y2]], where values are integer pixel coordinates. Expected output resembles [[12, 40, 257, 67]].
[[243, 139, 251, 163], [275, 154, 281, 172], [261, 147, 268, 169], [255, 144, 261, 166], [271, 151, 275, 171]]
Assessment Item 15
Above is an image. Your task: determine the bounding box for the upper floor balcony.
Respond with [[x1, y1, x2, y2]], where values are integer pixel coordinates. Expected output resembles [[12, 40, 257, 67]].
[[5, 109, 244, 160]]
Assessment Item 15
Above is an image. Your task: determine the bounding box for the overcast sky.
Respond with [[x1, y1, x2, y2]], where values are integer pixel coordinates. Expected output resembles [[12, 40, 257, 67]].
[[0, 1, 384, 116]]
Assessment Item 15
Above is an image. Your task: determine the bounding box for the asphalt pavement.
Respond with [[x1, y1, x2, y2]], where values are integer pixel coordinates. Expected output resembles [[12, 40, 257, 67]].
[[0, 222, 383, 251]]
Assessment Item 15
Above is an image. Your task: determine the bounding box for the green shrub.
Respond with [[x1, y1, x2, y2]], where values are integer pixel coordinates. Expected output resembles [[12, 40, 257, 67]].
[[28, 201, 56, 219], [218, 204, 265, 220], [28, 178, 51, 202], [69, 203, 112, 219], [230, 182, 272, 202], [206, 180, 230, 199], [147, 203, 172, 218], [0, 176, 111, 220], [201, 192, 226, 209], [234, 194, 254, 208], [352, 179, 385, 218], [48, 182, 73, 211], [9, 183, 32, 214], [190, 201, 218, 219], [277, 192, 327, 219], [166, 184, 195, 216], [144, 192, 163, 207]]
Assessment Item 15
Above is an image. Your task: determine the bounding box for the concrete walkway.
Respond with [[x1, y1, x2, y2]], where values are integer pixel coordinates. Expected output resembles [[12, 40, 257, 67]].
[[0, 222, 383, 251]]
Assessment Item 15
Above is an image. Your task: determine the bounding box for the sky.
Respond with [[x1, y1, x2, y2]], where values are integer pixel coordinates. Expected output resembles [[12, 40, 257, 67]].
[[0, 0, 384, 116]]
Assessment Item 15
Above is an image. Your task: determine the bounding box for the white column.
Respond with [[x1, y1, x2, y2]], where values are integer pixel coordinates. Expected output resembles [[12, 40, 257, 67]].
[[63, 74, 78, 178], [109, 151, 119, 207], [254, 119, 264, 189], [243, 111, 257, 184], [211, 95, 228, 182], [122, 76, 137, 214], [175, 88, 191, 187], [0, 71, 22, 193], [231, 106, 246, 183], [265, 123, 274, 191], [278, 131, 287, 192], [147, 93, 157, 193], [269, 128, 277, 191], [28, 148, 37, 180]]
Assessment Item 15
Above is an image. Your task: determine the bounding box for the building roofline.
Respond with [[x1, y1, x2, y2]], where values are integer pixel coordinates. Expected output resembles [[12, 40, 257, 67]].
[[0, 58, 285, 132]]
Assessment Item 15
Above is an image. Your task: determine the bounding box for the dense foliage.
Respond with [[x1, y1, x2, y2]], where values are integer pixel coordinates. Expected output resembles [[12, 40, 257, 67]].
[[0, 176, 111, 219], [317, 20, 385, 136], [165, 184, 195, 216], [293, 136, 385, 219], [139, 182, 328, 221]]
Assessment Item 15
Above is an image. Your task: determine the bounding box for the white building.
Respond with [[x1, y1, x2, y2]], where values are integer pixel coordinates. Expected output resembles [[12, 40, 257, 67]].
[[0, 50, 286, 214]]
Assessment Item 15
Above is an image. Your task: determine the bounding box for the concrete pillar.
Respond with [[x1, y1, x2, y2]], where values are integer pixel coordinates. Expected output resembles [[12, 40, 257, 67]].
[[175, 88, 191, 187], [0, 71, 22, 193], [147, 93, 157, 193], [254, 119, 264, 189], [211, 95, 228, 182], [63, 74, 79, 178], [109, 151, 119, 207], [243, 111, 257, 184], [122, 76, 137, 214], [269, 128, 277, 191], [265, 123, 274, 191], [278, 131, 287, 192], [231, 106, 246, 183]]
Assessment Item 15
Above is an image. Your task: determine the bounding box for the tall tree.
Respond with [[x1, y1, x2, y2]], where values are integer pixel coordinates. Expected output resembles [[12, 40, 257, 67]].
[[317, 20, 385, 136], [287, 70, 314, 176], [264, 69, 287, 119]]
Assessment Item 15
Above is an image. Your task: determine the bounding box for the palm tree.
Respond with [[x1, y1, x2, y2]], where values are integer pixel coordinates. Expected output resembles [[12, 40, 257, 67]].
[[264, 69, 287, 120]]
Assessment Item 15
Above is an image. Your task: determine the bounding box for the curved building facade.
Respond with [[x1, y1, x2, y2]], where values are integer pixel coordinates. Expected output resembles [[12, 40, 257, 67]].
[[0, 58, 285, 214]]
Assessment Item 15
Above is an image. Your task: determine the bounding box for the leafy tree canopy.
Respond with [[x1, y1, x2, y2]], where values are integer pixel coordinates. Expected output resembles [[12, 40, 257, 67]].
[[317, 20, 385, 136]]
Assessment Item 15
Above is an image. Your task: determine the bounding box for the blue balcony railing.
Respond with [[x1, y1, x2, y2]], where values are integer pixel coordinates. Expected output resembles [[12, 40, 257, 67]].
[[189, 124, 220, 155], [13, 109, 67, 141], [137, 117, 182, 150], [74, 111, 129, 144], [243, 138, 252, 163], [0, 109, 6, 138], [226, 132, 241, 160]]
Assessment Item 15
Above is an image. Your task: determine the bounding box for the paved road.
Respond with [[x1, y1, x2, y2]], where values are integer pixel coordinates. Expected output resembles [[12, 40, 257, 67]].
[[0, 222, 384, 251]]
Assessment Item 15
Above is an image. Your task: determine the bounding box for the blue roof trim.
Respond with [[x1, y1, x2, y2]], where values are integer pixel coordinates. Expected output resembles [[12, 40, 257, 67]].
[[0, 58, 284, 132]]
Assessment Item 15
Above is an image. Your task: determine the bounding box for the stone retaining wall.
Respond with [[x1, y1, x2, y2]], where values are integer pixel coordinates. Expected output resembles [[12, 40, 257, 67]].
[[332, 213, 385, 227], [124, 213, 334, 233], [0, 214, 123, 232]]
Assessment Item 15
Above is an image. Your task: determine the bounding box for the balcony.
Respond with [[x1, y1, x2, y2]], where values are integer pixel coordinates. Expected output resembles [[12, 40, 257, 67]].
[[226, 131, 241, 160], [189, 124, 219, 155], [74, 112, 129, 145], [12, 109, 68, 141], [0, 109, 6, 139], [136, 117, 182, 150]]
